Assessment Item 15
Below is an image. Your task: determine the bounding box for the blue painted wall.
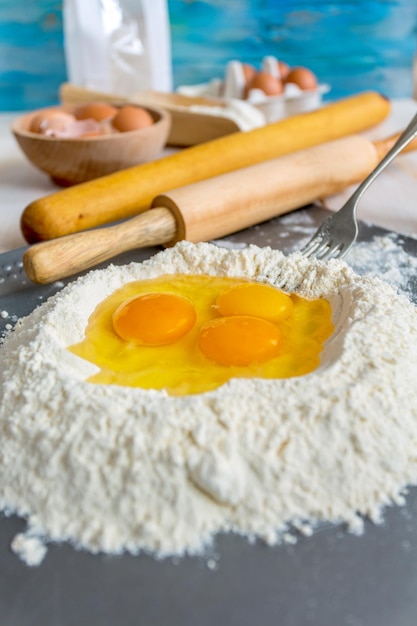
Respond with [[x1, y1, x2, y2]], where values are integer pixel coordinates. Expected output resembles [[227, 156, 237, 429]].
[[0, 1, 416, 111], [0, 1, 65, 110]]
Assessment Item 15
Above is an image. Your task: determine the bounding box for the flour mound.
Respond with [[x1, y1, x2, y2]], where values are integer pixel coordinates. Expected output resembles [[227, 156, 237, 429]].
[[1, 241, 417, 565]]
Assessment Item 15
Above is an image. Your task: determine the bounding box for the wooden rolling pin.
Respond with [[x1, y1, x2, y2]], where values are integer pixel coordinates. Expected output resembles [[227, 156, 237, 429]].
[[20, 91, 390, 244], [24, 133, 398, 284]]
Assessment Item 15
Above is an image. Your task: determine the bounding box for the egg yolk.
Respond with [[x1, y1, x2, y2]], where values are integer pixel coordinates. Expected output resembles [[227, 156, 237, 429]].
[[199, 316, 281, 366], [69, 274, 334, 396], [216, 283, 293, 322], [112, 292, 196, 346]]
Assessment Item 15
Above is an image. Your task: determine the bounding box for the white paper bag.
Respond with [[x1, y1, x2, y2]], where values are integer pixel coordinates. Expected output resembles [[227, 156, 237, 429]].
[[63, 0, 172, 94]]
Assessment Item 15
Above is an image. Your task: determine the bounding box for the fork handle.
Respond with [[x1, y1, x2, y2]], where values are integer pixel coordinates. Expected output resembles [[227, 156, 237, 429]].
[[373, 131, 417, 160], [350, 110, 417, 208]]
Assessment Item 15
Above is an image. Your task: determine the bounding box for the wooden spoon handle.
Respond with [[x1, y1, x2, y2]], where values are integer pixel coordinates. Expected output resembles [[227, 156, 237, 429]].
[[23, 207, 176, 284]]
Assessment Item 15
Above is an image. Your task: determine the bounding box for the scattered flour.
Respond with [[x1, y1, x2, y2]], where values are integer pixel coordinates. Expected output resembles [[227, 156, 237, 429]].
[[11, 533, 47, 567], [346, 234, 417, 301], [1, 240, 417, 566]]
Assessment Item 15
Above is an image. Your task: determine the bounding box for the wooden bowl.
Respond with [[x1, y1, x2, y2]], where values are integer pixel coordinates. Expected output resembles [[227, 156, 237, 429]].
[[11, 103, 171, 186]]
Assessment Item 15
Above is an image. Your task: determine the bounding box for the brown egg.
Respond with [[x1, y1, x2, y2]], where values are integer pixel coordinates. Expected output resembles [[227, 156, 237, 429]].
[[242, 63, 257, 84], [277, 60, 291, 80], [284, 66, 318, 90], [244, 71, 284, 98], [111, 106, 154, 132], [74, 102, 118, 122], [29, 110, 76, 134]]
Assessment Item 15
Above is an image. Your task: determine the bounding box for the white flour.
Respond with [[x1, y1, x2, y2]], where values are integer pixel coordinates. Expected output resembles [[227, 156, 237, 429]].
[[346, 233, 417, 301], [1, 240, 417, 566]]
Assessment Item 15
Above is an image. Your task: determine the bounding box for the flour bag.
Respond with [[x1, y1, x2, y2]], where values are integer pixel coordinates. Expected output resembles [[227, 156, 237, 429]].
[[63, 0, 172, 94]]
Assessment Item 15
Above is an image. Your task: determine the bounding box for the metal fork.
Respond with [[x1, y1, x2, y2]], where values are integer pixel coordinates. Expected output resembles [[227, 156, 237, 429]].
[[299, 110, 417, 261]]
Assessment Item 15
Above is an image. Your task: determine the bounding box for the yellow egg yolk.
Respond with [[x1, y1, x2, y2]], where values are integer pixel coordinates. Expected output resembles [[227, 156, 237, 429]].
[[69, 274, 334, 395], [199, 316, 281, 366], [216, 283, 293, 322], [112, 292, 196, 345]]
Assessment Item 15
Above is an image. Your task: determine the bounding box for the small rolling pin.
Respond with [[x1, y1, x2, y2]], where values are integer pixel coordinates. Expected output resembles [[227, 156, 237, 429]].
[[20, 91, 390, 243], [23, 132, 416, 284]]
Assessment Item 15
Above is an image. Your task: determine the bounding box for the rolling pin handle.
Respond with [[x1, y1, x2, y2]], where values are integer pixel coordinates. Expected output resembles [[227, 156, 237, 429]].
[[23, 207, 177, 284]]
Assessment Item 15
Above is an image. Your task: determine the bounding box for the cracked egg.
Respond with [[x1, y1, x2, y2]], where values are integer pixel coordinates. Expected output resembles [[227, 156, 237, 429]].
[[69, 274, 334, 395]]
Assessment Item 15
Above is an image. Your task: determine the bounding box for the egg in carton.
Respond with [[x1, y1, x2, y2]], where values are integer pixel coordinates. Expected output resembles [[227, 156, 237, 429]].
[[178, 56, 330, 124]]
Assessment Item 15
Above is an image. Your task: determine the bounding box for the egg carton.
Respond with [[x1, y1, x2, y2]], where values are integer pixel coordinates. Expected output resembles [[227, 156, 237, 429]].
[[177, 57, 330, 124]]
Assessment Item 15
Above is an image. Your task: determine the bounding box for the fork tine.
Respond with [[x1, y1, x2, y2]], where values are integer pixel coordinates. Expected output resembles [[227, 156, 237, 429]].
[[329, 239, 355, 260], [299, 236, 324, 256], [309, 244, 330, 259], [332, 241, 353, 260], [315, 242, 342, 260], [312, 246, 332, 260], [302, 239, 329, 259]]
